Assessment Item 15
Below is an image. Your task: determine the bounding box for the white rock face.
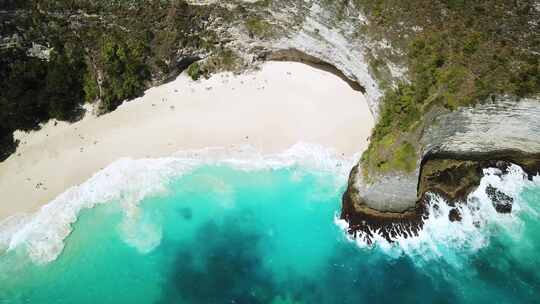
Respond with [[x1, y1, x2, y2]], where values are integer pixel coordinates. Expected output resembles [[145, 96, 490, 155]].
[[422, 97, 540, 156], [201, 0, 388, 119], [208, 1, 540, 214], [27, 42, 52, 61], [272, 2, 383, 118], [349, 96, 540, 213], [352, 171, 419, 212], [197, 0, 415, 211]]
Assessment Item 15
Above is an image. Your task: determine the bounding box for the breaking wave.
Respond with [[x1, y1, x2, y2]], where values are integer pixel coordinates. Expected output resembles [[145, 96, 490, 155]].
[[0, 143, 355, 264], [337, 164, 540, 265], [2, 140, 538, 269]]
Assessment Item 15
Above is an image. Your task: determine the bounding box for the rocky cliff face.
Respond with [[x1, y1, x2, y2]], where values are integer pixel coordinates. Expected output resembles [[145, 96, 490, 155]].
[[336, 0, 540, 242], [198, 0, 387, 115], [422, 98, 540, 157], [2, 0, 539, 241], [342, 97, 540, 242], [1, 0, 390, 160]]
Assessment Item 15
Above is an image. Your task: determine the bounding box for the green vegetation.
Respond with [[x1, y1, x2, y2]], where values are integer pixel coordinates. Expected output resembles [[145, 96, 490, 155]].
[[45, 47, 86, 121], [357, 0, 540, 178], [99, 34, 150, 112], [187, 62, 203, 81], [1, 0, 537, 169], [0, 0, 224, 159], [187, 49, 242, 81], [0, 11, 154, 158], [245, 17, 273, 38], [383, 142, 417, 173], [362, 132, 417, 179], [203, 49, 242, 74], [0, 49, 48, 136], [83, 67, 99, 103], [0, 44, 87, 160]]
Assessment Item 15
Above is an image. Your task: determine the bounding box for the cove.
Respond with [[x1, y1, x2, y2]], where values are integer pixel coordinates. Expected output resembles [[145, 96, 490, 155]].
[[0, 163, 539, 304]]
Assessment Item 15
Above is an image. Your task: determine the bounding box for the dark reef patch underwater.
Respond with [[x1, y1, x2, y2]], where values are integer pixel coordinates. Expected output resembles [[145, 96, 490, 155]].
[[0, 155, 539, 304]]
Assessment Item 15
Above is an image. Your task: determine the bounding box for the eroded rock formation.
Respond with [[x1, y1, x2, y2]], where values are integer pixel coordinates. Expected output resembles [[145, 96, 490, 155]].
[[342, 99, 540, 242], [2, 1, 539, 242]]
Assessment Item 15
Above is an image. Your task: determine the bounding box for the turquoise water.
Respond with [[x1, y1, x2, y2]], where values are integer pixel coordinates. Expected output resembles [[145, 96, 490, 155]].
[[1, 164, 539, 303]]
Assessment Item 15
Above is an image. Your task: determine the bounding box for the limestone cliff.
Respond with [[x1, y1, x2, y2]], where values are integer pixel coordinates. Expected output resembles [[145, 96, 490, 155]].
[[342, 97, 540, 241], [2, 0, 539, 241], [1, 0, 391, 160], [335, 0, 540, 241]]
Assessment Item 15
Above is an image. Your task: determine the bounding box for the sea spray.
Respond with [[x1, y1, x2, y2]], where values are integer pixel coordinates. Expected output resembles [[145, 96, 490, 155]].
[[0, 158, 539, 303], [338, 164, 540, 266], [0, 143, 354, 264]]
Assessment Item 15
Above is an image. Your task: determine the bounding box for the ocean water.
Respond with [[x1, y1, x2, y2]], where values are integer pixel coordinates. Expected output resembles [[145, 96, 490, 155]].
[[0, 146, 539, 304]]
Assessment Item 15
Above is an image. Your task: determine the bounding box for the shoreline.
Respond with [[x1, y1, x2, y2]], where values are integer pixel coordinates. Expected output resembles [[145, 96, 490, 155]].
[[0, 143, 359, 263], [0, 61, 374, 222]]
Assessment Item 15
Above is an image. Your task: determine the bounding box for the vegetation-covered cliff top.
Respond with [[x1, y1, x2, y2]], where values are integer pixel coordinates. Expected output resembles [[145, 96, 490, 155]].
[[353, 0, 540, 179], [1, 0, 539, 173], [1, 0, 268, 160]]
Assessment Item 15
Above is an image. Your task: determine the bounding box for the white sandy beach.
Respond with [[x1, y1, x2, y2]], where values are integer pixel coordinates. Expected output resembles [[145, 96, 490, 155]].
[[0, 61, 374, 221]]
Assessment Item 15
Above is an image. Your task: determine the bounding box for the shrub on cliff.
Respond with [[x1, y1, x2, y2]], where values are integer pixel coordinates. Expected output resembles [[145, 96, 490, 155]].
[[45, 47, 86, 122], [187, 62, 202, 81], [99, 34, 150, 112], [356, 0, 540, 178], [0, 45, 87, 160]]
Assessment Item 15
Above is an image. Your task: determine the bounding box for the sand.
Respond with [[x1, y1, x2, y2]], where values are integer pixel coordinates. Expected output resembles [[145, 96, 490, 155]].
[[0, 61, 374, 221]]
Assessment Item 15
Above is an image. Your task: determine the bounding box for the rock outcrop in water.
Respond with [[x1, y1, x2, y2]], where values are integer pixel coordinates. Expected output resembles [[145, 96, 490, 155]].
[[2, 0, 539, 242], [341, 165, 425, 244], [339, 1, 540, 241], [485, 185, 513, 213], [342, 98, 540, 242]]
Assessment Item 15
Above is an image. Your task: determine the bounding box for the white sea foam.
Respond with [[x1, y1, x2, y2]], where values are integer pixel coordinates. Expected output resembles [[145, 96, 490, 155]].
[[337, 164, 540, 265], [0, 143, 355, 264]]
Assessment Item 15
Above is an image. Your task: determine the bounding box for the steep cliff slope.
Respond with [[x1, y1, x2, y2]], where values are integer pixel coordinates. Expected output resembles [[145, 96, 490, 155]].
[[0, 0, 385, 160], [339, 0, 540, 241], [1, 0, 539, 240]]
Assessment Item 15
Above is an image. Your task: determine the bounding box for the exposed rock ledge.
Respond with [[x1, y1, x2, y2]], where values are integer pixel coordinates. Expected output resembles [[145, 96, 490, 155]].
[[341, 97, 540, 242]]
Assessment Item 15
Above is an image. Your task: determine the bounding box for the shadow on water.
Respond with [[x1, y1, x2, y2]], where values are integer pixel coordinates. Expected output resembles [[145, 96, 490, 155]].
[[177, 207, 193, 220], [155, 210, 463, 304], [318, 244, 460, 304], [156, 215, 277, 304], [469, 236, 540, 303], [2, 167, 540, 304]]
